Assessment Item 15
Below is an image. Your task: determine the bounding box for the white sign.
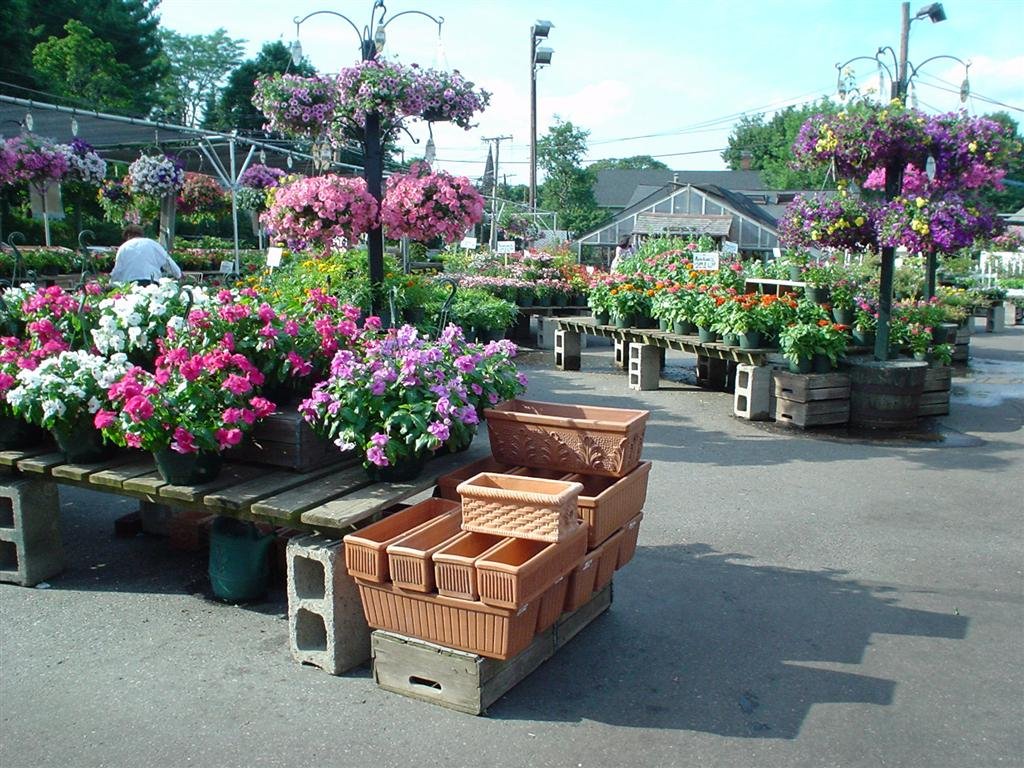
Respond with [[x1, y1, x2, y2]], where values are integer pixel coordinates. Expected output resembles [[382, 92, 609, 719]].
[[772, 247, 782, 260], [219, 260, 235, 274], [460, 236, 478, 249], [266, 247, 283, 268], [722, 240, 739, 254], [691, 251, 720, 271], [30, 183, 64, 220], [496, 240, 516, 254]]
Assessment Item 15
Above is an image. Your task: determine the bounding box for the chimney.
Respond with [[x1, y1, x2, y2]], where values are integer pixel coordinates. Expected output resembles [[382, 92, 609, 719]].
[[740, 151, 753, 171]]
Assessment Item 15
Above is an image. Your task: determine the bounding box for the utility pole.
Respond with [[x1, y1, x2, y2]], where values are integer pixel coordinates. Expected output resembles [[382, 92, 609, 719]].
[[482, 134, 511, 249]]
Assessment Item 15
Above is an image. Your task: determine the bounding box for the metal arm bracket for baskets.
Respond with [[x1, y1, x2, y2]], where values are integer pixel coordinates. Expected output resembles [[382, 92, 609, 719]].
[[433, 277, 458, 337], [74, 229, 98, 292], [3, 232, 36, 286]]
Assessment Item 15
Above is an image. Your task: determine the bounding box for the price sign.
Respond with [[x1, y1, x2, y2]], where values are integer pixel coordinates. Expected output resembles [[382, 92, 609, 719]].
[[497, 240, 516, 254], [266, 247, 283, 268], [691, 252, 720, 271], [772, 247, 782, 260], [722, 240, 739, 254], [219, 260, 235, 274], [460, 236, 478, 249]]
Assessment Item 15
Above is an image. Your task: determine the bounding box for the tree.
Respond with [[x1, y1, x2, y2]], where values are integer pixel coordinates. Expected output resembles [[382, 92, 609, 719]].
[[978, 112, 1024, 213], [31, 20, 134, 112], [203, 42, 314, 134], [155, 28, 245, 127], [587, 155, 669, 172], [0, 0, 35, 90], [722, 99, 840, 189], [537, 118, 604, 235]]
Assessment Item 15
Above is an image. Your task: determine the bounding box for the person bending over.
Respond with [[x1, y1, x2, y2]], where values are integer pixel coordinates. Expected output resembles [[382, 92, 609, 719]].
[[110, 224, 182, 285]]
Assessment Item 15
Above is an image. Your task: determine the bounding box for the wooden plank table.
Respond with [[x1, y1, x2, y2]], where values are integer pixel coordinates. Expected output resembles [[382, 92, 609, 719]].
[[0, 443, 491, 535]]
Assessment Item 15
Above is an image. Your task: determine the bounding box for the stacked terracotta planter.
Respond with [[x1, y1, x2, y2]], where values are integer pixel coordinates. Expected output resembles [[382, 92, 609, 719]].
[[344, 399, 650, 660]]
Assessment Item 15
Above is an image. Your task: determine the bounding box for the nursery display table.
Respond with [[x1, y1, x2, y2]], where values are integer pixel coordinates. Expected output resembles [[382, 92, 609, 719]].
[[0, 446, 486, 532]]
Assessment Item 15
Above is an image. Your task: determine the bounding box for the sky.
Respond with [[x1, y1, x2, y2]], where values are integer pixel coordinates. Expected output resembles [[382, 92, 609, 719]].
[[156, 0, 1024, 185]]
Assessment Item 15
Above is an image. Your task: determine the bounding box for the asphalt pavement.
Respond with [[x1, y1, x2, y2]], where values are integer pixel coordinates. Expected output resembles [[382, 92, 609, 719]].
[[1, 319, 1021, 768]]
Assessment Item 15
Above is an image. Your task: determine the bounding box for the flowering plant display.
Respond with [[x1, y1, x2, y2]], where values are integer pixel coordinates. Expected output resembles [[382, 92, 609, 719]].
[[177, 172, 227, 222], [3, 282, 101, 355], [0, 134, 69, 186], [877, 194, 997, 254], [690, 285, 725, 330], [711, 292, 774, 335], [129, 153, 185, 198], [300, 325, 478, 471], [778, 192, 876, 251], [59, 139, 107, 186], [904, 322, 932, 356], [607, 276, 655, 320], [415, 66, 491, 129], [252, 74, 338, 139], [91, 280, 211, 360], [854, 296, 878, 331], [97, 178, 137, 223], [239, 164, 286, 190], [0, 336, 42, 417], [381, 164, 485, 244], [6, 349, 130, 430], [96, 339, 275, 454], [237, 187, 270, 213], [778, 318, 850, 367], [262, 174, 379, 251]]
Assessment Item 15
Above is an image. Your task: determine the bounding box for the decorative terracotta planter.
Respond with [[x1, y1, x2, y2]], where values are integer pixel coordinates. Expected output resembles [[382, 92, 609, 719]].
[[563, 554, 599, 613], [434, 455, 519, 502], [617, 512, 644, 569], [483, 398, 649, 478], [386, 512, 463, 593], [433, 531, 509, 601], [344, 497, 460, 582], [536, 575, 570, 634], [457, 472, 584, 542], [475, 523, 587, 609]]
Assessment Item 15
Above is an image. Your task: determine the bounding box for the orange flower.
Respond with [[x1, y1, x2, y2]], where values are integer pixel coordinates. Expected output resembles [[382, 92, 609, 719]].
[[818, 319, 830, 327]]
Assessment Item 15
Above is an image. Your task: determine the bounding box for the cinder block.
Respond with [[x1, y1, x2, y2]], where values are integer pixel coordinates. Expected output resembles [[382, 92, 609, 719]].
[[696, 354, 733, 391], [986, 305, 1005, 333], [613, 339, 627, 370], [554, 329, 581, 371], [287, 533, 371, 675], [138, 501, 176, 536], [168, 511, 214, 552], [628, 343, 660, 391], [0, 478, 64, 586], [733, 364, 773, 420]]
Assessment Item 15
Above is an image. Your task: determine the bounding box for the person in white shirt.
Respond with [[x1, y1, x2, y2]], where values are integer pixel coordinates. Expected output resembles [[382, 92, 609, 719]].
[[110, 224, 182, 285]]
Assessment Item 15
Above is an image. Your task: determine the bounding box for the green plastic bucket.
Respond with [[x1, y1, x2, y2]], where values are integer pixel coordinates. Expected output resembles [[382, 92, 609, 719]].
[[208, 517, 274, 602]]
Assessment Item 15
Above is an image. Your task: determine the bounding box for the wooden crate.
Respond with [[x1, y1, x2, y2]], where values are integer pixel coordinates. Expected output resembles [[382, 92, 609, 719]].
[[923, 366, 952, 393], [371, 583, 612, 715], [771, 370, 850, 428], [227, 408, 342, 472], [919, 365, 952, 417], [772, 370, 850, 402]]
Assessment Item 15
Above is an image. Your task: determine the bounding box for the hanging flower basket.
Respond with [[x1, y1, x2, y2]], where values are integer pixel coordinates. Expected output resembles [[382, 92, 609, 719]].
[[261, 174, 379, 251], [381, 165, 485, 245], [129, 154, 185, 198]]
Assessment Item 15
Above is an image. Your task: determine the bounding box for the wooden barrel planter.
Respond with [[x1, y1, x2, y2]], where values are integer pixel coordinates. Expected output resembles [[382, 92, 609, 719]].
[[846, 357, 928, 430]]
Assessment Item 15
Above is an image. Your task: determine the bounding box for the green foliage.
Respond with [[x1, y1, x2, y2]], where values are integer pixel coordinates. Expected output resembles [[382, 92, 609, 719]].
[[31, 20, 134, 111], [977, 112, 1024, 213], [722, 99, 840, 188], [450, 289, 518, 331], [154, 28, 245, 127], [203, 42, 315, 133], [537, 118, 603, 236], [587, 155, 669, 172]]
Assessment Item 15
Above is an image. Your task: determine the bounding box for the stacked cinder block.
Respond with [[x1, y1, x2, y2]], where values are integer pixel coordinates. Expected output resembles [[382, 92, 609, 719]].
[[286, 533, 371, 675], [0, 478, 64, 586], [732, 364, 773, 420], [628, 343, 661, 391]]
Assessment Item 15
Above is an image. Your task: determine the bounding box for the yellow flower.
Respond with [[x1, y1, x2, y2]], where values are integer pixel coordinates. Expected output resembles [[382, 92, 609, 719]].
[[855, 216, 865, 227], [968, 141, 978, 153], [915, 197, 927, 208]]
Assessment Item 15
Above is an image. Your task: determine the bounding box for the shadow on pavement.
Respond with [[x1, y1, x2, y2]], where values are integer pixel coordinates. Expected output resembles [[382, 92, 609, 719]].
[[494, 543, 968, 737]]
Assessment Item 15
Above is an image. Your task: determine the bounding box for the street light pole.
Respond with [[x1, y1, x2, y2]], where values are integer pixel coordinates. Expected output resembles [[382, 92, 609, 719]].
[[528, 21, 552, 211]]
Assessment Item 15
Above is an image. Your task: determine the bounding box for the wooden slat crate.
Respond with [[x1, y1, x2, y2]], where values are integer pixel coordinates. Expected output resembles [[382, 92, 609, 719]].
[[771, 370, 850, 428], [919, 365, 952, 416], [227, 408, 342, 472]]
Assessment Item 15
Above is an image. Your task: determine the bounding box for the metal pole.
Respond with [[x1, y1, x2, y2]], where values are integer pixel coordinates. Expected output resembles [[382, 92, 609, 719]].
[[492, 136, 501, 249], [365, 108, 386, 319], [529, 28, 537, 211], [897, 2, 911, 100]]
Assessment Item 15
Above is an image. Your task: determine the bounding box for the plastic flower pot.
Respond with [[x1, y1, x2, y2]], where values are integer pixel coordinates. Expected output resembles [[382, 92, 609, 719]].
[[51, 419, 114, 464], [594, 310, 610, 325], [613, 313, 636, 329], [153, 449, 223, 485], [788, 356, 813, 374], [832, 307, 854, 326], [722, 332, 740, 347], [812, 354, 834, 373], [697, 326, 715, 343], [852, 328, 875, 348], [208, 517, 274, 602], [673, 320, 696, 336], [738, 330, 762, 350]]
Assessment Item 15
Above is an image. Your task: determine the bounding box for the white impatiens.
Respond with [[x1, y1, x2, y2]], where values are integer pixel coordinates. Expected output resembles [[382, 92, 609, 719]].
[[6, 350, 131, 430], [91, 279, 211, 356]]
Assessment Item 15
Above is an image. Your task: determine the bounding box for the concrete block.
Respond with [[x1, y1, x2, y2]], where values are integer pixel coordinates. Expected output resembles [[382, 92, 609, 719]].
[[554, 329, 581, 371], [613, 339, 627, 370], [986, 305, 1005, 333], [628, 343, 661, 391], [287, 533, 371, 675], [733, 364, 773, 420], [0, 478, 64, 586], [138, 501, 176, 536], [696, 354, 734, 391]]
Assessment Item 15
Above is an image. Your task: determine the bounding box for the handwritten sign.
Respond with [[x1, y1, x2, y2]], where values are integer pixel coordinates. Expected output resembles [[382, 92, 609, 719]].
[[691, 251, 720, 271], [772, 247, 782, 260], [497, 240, 516, 254], [722, 240, 739, 254], [219, 260, 235, 274], [266, 247, 283, 268], [460, 236, 478, 249]]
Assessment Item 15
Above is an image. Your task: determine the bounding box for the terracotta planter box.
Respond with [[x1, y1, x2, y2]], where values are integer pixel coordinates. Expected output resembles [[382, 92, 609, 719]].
[[433, 531, 509, 601], [563, 553, 599, 613], [435, 455, 519, 502], [457, 472, 584, 543], [616, 512, 643, 569], [386, 512, 463, 593], [593, 527, 625, 593], [343, 497, 460, 583], [564, 461, 652, 548], [484, 399, 649, 478], [536, 574, 570, 634], [476, 523, 587, 609], [356, 580, 540, 660]]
